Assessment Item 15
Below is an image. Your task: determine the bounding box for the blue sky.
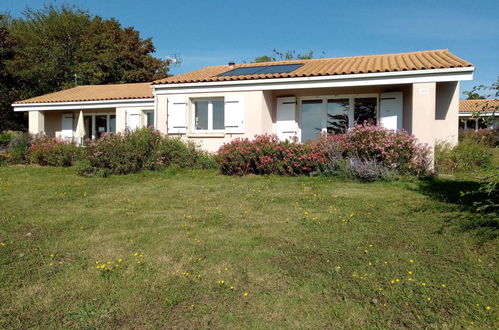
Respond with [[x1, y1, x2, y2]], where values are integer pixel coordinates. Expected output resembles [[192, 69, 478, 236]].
[[2, 0, 498, 97]]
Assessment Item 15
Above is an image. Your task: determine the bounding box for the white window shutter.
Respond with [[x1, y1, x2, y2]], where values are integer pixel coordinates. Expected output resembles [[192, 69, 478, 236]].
[[276, 97, 297, 141], [126, 110, 140, 130], [224, 96, 244, 133], [379, 92, 403, 130], [167, 97, 187, 134], [61, 113, 74, 141]]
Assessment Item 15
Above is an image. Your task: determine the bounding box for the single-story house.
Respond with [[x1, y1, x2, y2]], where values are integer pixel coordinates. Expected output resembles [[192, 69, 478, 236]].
[[13, 49, 474, 154], [459, 99, 498, 130]]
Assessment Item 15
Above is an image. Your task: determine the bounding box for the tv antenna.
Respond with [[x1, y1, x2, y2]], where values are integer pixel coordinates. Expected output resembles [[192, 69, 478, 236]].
[[165, 54, 183, 75]]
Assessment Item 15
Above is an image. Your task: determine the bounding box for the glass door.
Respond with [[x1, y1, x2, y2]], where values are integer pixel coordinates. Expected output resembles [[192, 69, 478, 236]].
[[84, 116, 93, 140], [95, 115, 108, 139], [301, 100, 324, 142], [327, 99, 349, 134], [354, 98, 377, 126]]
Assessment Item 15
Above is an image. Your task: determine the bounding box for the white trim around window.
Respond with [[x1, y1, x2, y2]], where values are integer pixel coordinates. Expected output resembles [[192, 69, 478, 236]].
[[189, 97, 225, 135]]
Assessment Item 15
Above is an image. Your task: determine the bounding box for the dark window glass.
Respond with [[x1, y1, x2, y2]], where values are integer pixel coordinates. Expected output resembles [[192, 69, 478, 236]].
[[327, 99, 349, 134], [212, 100, 225, 130], [301, 100, 323, 142], [354, 98, 377, 126], [110, 115, 116, 132], [145, 111, 154, 127], [95, 115, 107, 139], [195, 101, 209, 130]]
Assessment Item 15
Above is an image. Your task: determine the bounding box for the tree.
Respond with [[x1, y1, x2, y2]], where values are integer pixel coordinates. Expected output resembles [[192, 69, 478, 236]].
[[254, 49, 321, 63], [463, 90, 486, 99], [0, 5, 169, 131]]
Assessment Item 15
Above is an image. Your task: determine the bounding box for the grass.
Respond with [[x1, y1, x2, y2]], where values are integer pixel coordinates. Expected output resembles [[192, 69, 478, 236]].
[[0, 166, 497, 328]]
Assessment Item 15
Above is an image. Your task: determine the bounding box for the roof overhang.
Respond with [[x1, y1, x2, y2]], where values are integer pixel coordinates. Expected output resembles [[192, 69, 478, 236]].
[[153, 67, 474, 95], [13, 98, 154, 112]]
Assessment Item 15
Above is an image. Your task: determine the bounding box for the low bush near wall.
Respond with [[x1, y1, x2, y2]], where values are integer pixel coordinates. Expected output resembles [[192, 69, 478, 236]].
[[217, 135, 327, 176], [29, 136, 82, 167], [435, 138, 492, 173], [217, 126, 432, 179], [338, 125, 432, 176], [78, 128, 216, 177]]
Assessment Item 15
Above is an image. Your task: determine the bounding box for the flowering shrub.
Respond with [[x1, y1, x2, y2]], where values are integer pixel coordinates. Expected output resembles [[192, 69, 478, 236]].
[[78, 127, 216, 177], [217, 134, 327, 176], [317, 125, 432, 176], [218, 127, 432, 179], [29, 136, 81, 166]]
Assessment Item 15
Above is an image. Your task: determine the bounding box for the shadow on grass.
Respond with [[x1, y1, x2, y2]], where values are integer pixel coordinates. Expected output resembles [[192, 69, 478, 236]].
[[417, 177, 498, 239]]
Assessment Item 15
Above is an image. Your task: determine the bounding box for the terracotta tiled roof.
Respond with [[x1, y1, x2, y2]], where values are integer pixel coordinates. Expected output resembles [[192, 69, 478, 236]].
[[153, 49, 473, 85], [459, 99, 499, 113], [14, 82, 153, 104]]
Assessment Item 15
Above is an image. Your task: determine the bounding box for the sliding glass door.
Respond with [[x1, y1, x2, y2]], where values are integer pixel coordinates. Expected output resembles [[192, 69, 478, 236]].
[[83, 113, 116, 140], [300, 95, 378, 142], [301, 100, 324, 142]]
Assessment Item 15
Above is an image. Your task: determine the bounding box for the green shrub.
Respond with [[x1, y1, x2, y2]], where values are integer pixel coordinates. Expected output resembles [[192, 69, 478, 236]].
[[0, 130, 22, 148], [78, 127, 214, 177], [435, 138, 492, 173], [29, 136, 82, 166], [6, 132, 33, 164]]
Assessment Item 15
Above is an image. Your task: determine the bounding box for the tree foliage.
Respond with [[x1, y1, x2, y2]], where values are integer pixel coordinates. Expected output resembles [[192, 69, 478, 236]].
[[254, 49, 321, 63], [0, 5, 169, 131]]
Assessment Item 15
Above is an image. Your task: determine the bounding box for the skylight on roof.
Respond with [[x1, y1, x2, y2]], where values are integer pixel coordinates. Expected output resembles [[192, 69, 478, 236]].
[[217, 63, 303, 77]]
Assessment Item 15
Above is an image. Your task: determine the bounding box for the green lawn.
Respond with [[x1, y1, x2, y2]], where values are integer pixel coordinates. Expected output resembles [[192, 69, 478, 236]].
[[0, 166, 497, 328]]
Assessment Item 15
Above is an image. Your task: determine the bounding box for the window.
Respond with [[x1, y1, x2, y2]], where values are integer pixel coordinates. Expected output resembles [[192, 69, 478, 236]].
[[193, 99, 225, 131], [144, 110, 154, 127]]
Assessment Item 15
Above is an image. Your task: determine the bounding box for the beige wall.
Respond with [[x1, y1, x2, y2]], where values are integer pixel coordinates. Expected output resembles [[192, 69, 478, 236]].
[[409, 83, 437, 160], [435, 81, 459, 146], [156, 91, 272, 152]]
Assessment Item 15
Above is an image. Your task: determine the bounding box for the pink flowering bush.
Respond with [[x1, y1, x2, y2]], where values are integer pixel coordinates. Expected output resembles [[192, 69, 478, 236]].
[[217, 134, 327, 176], [328, 125, 432, 176], [29, 136, 81, 166], [218, 126, 432, 178]]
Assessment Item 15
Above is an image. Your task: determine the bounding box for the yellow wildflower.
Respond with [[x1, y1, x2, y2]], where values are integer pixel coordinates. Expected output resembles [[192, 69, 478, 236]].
[[118, 258, 123, 263], [421, 282, 427, 286], [485, 306, 491, 310], [243, 292, 249, 297], [408, 271, 413, 275]]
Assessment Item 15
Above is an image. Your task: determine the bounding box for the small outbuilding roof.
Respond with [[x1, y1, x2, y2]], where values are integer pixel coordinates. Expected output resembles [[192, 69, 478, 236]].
[[14, 82, 153, 104], [459, 99, 499, 113]]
